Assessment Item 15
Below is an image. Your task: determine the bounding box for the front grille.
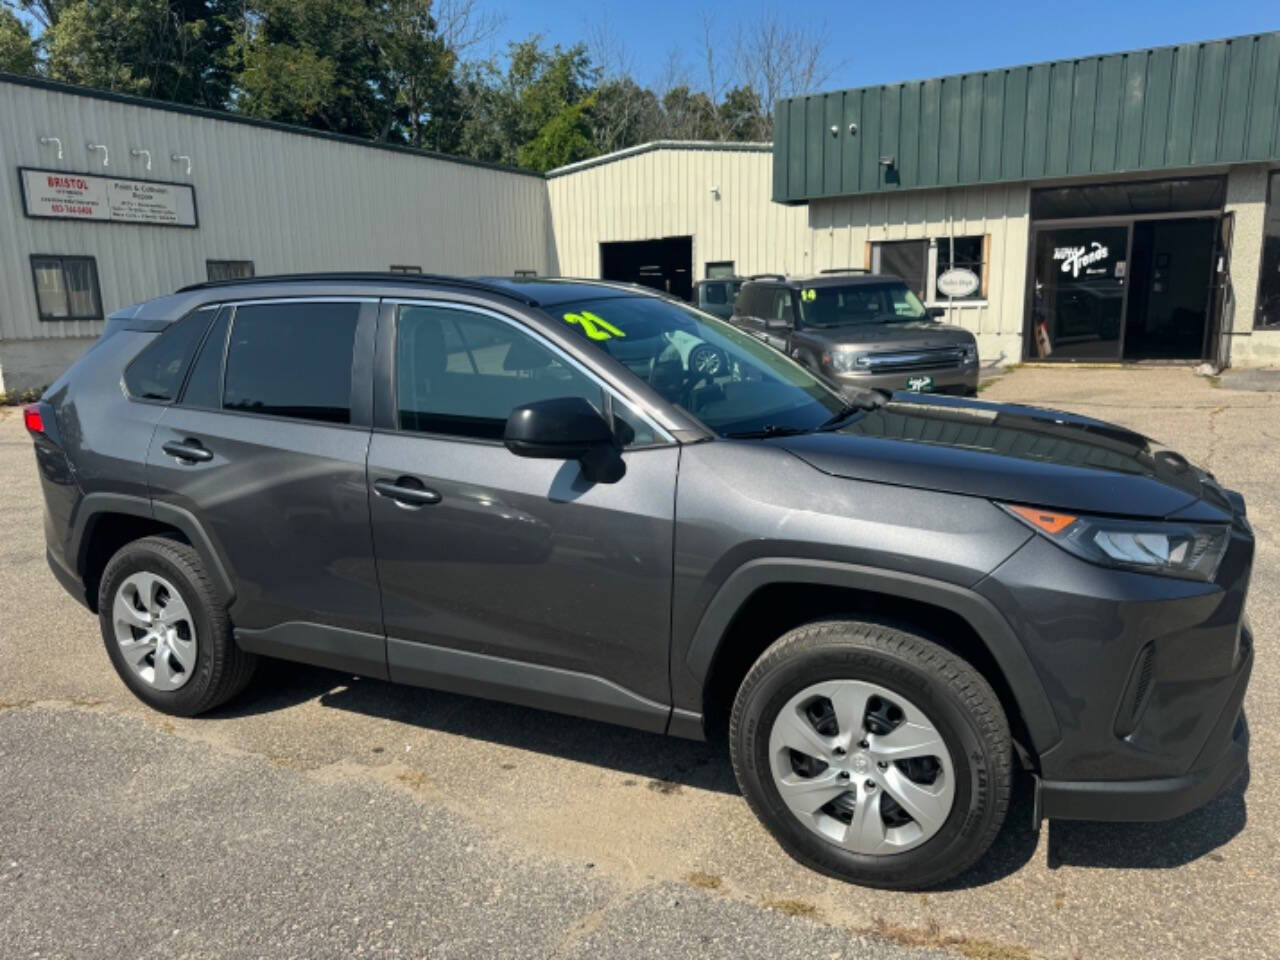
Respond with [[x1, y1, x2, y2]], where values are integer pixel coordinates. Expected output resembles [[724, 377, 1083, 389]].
[[862, 347, 967, 372]]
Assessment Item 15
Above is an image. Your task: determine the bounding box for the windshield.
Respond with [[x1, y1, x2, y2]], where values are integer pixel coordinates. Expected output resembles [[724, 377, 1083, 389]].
[[551, 295, 848, 436], [799, 282, 929, 328]]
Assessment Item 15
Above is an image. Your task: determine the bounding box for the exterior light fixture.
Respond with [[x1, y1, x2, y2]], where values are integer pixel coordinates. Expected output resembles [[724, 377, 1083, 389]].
[[38, 136, 63, 159], [171, 153, 192, 175], [130, 148, 152, 171], [87, 142, 109, 166]]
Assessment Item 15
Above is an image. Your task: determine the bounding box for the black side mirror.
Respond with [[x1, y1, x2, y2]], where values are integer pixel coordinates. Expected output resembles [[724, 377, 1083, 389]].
[[504, 396, 625, 484], [926, 306, 946, 318]]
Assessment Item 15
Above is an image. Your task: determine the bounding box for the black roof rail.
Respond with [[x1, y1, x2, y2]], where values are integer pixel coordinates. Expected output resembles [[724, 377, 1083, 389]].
[[818, 267, 871, 274], [746, 273, 786, 281], [176, 272, 541, 306]]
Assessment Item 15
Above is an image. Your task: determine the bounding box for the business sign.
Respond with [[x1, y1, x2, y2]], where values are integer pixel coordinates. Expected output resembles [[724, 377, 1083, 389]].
[[19, 167, 197, 227], [1052, 241, 1110, 278], [935, 267, 981, 298]]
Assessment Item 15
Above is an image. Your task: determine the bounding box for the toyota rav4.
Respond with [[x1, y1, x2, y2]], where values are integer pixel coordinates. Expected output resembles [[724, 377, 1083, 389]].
[[28, 273, 1252, 889]]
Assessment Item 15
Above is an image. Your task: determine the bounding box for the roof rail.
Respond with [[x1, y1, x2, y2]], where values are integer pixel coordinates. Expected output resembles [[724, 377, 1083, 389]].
[[747, 273, 785, 281], [176, 271, 541, 306], [818, 267, 871, 274]]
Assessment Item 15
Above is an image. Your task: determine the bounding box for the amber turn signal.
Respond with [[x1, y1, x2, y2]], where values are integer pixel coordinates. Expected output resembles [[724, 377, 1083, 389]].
[[1006, 504, 1077, 535]]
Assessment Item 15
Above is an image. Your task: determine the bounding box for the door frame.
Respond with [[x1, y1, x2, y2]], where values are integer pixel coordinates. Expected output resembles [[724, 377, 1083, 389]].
[[1023, 208, 1225, 362]]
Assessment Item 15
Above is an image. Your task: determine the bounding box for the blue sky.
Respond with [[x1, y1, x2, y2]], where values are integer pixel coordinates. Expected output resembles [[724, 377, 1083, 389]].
[[488, 0, 1278, 92]]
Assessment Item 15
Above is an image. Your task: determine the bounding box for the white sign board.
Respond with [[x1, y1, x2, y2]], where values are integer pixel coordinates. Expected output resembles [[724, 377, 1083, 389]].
[[20, 168, 197, 227], [935, 267, 980, 298]]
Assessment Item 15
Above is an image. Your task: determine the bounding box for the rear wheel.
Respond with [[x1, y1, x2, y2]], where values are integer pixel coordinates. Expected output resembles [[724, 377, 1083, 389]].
[[99, 536, 256, 716], [730, 619, 1011, 889]]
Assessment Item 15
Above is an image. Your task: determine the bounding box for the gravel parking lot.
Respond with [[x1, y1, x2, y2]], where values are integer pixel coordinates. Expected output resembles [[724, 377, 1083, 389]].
[[1, 366, 1277, 960]]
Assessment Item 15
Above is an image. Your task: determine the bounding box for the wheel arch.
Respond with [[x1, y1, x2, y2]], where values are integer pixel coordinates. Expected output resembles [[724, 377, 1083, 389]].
[[71, 493, 236, 612], [682, 559, 1060, 759]]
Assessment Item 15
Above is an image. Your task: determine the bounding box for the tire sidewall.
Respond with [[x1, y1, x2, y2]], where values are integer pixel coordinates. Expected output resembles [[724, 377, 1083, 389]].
[[735, 636, 1001, 888], [98, 541, 221, 715]]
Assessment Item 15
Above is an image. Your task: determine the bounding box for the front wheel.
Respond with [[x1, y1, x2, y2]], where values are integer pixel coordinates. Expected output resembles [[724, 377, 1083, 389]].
[[730, 620, 1011, 889]]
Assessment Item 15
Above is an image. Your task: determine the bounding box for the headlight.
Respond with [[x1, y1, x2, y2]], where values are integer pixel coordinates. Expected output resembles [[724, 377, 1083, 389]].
[[999, 504, 1229, 582], [826, 349, 868, 373], [961, 343, 978, 364]]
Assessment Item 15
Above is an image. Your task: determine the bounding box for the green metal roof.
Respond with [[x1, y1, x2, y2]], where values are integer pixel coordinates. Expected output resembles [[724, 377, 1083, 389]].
[[772, 32, 1280, 204]]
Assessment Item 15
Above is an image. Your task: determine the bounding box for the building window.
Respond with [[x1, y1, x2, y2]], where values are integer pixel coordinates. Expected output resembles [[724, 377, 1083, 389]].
[[933, 236, 987, 302], [30, 255, 102, 320], [207, 260, 254, 282], [871, 236, 988, 303], [871, 241, 928, 299], [705, 261, 736, 278], [390, 265, 423, 274], [1258, 170, 1280, 329]]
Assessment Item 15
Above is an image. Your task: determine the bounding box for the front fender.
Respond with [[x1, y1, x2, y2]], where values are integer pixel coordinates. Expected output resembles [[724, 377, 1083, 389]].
[[673, 557, 1061, 755]]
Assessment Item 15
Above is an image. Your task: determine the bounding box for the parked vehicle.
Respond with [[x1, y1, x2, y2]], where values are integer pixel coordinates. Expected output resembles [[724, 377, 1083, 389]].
[[731, 270, 980, 395], [28, 273, 1252, 889], [694, 276, 746, 319]]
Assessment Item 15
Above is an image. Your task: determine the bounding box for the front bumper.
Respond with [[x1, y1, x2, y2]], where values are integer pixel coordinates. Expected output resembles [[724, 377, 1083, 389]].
[[831, 363, 979, 396], [1039, 629, 1251, 822]]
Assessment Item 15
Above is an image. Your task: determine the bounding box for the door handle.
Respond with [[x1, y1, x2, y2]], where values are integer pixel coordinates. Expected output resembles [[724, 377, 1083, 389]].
[[373, 477, 442, 507], [162, 439, 213, 463]]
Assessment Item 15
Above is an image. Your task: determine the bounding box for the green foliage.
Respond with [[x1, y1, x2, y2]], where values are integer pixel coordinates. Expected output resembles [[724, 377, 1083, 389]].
[[0, 7, 36, 74], [8, 2, 783, 168]]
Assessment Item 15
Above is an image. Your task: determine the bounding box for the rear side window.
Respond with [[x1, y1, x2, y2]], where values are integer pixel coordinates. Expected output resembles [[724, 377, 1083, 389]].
[[702, 283, 728, 305], [180, 309, 231, 409], [123, 307, 216, 401], [223, 302, 359, 424]]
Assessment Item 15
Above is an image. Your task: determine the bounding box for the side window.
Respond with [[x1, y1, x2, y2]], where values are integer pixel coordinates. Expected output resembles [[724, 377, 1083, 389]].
[[772, 290, 795, 324], [123, 307, 216, 402], [180, 308, 231, 409], [223, 301, 359, 424], [396, 305, 655, 445], [737, 287, 761, 317], [703, 283, 728, 305]]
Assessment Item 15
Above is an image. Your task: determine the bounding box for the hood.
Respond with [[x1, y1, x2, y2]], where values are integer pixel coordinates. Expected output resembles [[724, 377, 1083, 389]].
[[775, 393, 1226, 519], [801, 321, 975, 349]]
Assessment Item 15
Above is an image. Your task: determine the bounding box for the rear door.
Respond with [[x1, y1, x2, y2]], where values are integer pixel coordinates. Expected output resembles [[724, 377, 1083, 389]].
[[145, 297, 386, 677], [366, 298, 679, 730]]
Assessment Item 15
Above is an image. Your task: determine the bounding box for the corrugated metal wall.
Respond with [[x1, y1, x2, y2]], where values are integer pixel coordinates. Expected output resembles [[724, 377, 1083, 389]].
[[809, 183, 1030, 366], [774, 31, 1280, 203], [546, 145, 810, 278], [0, 79, 550, 342]]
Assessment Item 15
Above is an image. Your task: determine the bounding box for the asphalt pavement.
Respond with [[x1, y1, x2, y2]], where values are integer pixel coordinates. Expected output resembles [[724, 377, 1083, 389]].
[[1, 366, 1277, 959]]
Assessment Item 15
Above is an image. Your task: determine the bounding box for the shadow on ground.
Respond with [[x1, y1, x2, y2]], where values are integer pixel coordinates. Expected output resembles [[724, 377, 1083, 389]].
[[211, 658, 738, 795], [211, 659, 1248, 885], [1047, 767, 1248, 870]]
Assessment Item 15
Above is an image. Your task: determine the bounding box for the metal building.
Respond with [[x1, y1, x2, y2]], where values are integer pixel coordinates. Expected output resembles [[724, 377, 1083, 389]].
[[0, 74, 549, 392]]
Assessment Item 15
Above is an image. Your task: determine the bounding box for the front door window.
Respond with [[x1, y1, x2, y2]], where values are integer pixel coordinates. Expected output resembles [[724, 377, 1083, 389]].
[[1030, 226, 1128, 360]]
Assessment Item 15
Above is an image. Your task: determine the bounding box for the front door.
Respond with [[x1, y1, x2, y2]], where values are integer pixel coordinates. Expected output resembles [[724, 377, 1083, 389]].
[[367, 300, 678, 731], [1123, 218, 1217, 360], [146, 298, 386, 676], [1029, 224, 1129, 360]]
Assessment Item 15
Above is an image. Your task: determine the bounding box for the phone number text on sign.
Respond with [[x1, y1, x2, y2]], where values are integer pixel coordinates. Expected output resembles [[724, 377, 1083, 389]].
[[20, 168, 197, 227]]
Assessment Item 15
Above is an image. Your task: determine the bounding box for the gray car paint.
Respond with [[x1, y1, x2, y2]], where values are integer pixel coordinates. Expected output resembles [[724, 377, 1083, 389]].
[[34, 274, 1253, 826]]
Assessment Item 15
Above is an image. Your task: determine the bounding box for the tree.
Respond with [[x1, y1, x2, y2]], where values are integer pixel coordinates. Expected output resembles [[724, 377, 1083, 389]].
[[732, 11, 836, 136], [589, 76, 662, 155], [0, 7, 36, 74], [718, 84, 767, 141], [661, 85, 718, 140]]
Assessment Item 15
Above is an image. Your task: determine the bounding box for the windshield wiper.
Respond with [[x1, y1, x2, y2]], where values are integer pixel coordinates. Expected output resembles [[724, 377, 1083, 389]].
[[724, 424, 815, 439], [818, 391, 888, 429]]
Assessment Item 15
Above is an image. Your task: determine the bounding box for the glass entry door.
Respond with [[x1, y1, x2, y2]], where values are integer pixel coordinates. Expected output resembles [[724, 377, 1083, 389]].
[[1029, 225, 1129, 360]]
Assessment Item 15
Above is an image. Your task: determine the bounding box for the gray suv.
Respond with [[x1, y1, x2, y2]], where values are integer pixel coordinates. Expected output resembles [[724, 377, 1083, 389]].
[[28, 273, 1252, 889], [730, 271, 980, 395]]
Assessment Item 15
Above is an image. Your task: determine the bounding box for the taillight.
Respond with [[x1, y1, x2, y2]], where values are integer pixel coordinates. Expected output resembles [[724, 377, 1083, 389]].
[[23, 404, 44, 435]]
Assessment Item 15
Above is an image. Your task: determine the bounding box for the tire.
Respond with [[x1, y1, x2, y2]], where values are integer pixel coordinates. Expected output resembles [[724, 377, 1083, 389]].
[[730, 619, 1011, 889], [98, 536, 256, 716]]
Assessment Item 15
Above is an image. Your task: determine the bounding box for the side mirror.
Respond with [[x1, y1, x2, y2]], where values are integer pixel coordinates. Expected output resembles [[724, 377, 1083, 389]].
[[504, 396, 625, 484], [926, 306, 946, 318]]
